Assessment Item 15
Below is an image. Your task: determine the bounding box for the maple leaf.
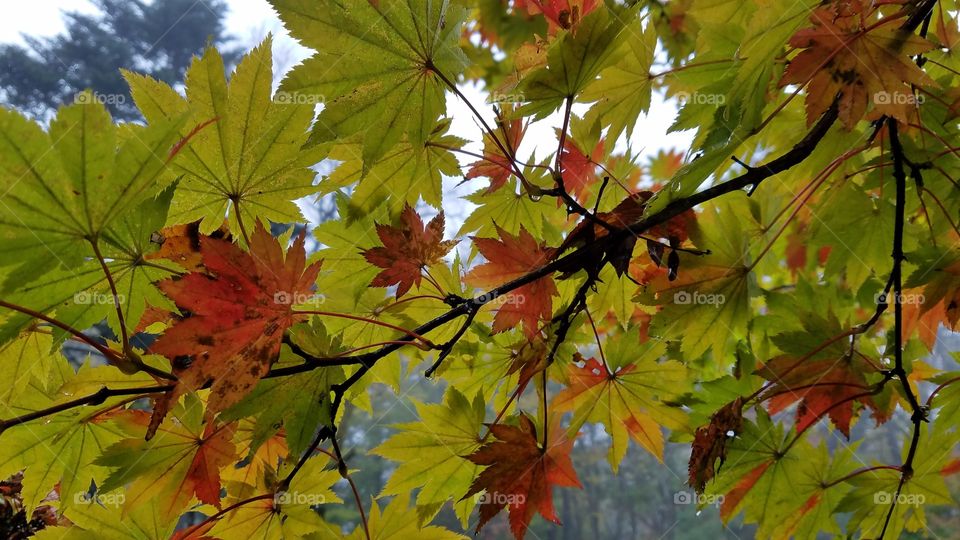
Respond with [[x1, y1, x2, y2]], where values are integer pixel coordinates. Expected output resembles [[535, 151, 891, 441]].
[[464, 415, 581, 540], [553, 345, 688, 468], [515, 0, 600, 34], [904, 248, 960, 339], [518, 4, 638, 117], [465, 110, 527, 193], [644, 197, 752, 366], [647, 149, 685, 182], [688, 397, 743, 494], [149, 220, 322, 434], [96, 403, 238, 521], [146, 220, 233, 273], [371, 388, 485, 526], [581, 18, 656, 142], [125, 38, 320, 234], [321, 119, 465, 218], [465, 225, 557, 337], [274, 0, 468, 165], [194, 454, 342, 540], [362, 205, 458, 297], [757, 352, 877, 438], [0, 94, 185, 290], [349, 493, 467, 540], [558, 135, 604, 203], [779, 5, 936, 128]]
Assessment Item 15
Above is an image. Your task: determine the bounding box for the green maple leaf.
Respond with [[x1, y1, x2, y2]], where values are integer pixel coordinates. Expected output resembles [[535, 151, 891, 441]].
[[458, 178, 547, 239], [320, 119, 464, 218], [0, 367, 132, 513], [516, 4, 639, 119], [581, 18, 656, 142], [371, 388, 484, 527], [836, 423, 959, 538], [52, 500, 177, 540], [0, 185, 178, 344], [0, 96, 184, 289], [125, 37, 320, 235], [0, 331, 59, 406], [707, 412, 859, 539], [348, 493, 467, 540], [274, 0, 468, 165], [207, 455, 342, 540], [553, 332, 688, 468], [644, 195, 755, 370]]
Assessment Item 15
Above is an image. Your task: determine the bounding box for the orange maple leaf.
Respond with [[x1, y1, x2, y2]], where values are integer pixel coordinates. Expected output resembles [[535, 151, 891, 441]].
[[362, 205, 458, 297], [559, 136, 604, 203], [466, 112, 527, 193], [779, 3, 936, 128], [464, 415, 581, 539], [149, 221, 322, 436], [757, 353, 877, 438], [515, 0, 599, 34], [465, 225, 557, 337]]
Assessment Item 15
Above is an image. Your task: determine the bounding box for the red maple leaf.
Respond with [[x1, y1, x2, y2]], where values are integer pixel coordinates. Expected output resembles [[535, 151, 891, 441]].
[[149, 221, 322, 436], [465, 225, 557, 337], [362, 205, 458, 297], [559, 136, 604, 203], [466, 112, 527, 193], [757, 353, 877, 438], [464, 415, 581, 539]]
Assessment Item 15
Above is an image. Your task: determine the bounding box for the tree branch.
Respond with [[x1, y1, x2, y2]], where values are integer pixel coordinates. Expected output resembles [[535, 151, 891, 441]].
[[879, 117, 928, 540]]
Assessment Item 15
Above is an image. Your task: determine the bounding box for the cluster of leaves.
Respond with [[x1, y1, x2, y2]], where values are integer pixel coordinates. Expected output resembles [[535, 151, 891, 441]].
[[0, 0, 959, 538]]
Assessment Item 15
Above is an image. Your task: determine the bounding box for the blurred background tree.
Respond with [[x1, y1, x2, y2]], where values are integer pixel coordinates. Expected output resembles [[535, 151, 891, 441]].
[[0, 0, 238, 121]]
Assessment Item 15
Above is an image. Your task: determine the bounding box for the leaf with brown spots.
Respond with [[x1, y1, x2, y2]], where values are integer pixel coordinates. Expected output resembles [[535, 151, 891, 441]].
[[148, 220, 322, 436]]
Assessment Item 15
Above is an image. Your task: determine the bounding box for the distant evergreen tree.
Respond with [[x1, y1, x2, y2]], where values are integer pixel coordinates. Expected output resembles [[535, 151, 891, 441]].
[[0, 0, 238, 121]]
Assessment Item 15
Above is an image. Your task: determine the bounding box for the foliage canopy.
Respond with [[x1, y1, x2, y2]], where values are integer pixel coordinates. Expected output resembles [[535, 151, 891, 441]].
[[0, 0, 959, 538]]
